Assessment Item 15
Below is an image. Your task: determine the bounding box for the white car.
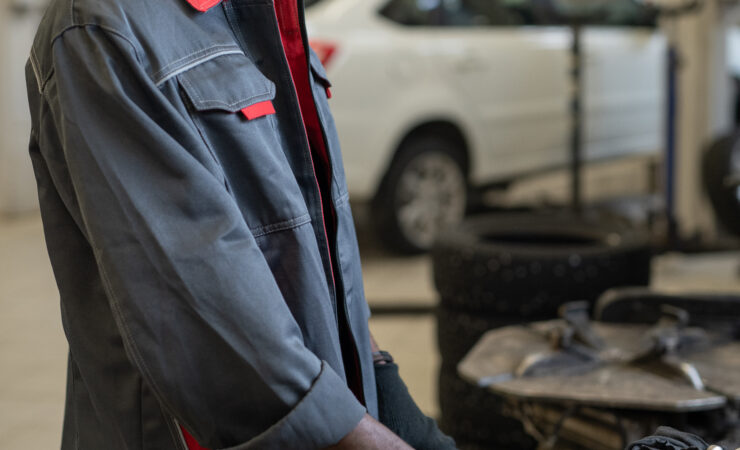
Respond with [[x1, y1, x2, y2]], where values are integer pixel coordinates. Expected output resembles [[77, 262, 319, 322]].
[[306, 0, 666, 252]]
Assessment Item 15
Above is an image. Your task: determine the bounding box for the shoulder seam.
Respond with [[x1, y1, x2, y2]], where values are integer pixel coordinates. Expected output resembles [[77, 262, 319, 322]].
[[40, 23, 145, 94], [29, 47, 44, 93]]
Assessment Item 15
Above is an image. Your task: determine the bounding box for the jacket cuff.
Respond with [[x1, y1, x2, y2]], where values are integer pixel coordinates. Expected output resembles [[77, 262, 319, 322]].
[[229, 361, 366, 450]]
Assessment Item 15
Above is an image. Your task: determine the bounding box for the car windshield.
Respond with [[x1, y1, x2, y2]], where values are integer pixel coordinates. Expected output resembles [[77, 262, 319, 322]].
[[306, 0, 325, 7], [379, 0, 657, 27]]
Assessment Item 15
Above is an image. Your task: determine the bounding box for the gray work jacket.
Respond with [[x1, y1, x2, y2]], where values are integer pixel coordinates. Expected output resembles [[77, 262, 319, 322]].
[[25, 0, 377, 448]]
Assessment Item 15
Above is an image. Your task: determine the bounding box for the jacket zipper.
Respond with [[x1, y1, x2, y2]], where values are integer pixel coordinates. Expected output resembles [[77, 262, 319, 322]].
[[271, 0, 364, 404], [268, 5, 338, 293], [296, 1, 365, 406]]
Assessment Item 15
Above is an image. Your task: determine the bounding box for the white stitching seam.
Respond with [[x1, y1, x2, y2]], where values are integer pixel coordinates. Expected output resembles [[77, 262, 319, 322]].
[[155, 49, 245, 87], [152, 45, 243, 85], [251, 213, 312, 239], [29, 47, 43, 93], [94, 255, 186, 440], [179, 70, 274, 109], [153, 44, 241, 79]]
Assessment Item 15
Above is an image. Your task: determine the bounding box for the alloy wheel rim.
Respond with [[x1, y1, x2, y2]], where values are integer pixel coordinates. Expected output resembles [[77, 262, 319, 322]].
[[395, 151, 466, 249]]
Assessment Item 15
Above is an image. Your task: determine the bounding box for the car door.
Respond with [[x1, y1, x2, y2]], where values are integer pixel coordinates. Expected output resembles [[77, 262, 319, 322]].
[[435, 0, 572, 183], [578, 1, 665, 161]]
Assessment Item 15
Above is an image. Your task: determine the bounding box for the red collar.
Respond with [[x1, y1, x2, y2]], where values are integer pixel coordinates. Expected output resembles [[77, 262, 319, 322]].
[[185, 0, 222, 12]]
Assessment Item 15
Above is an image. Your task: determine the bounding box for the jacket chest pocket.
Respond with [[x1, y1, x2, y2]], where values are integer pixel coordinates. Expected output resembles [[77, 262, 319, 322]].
[[178, 52, 276, 120], [177, 51, 310, 232]]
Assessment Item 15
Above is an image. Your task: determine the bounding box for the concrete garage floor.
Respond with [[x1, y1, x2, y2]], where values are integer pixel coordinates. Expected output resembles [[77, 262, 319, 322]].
[[2, 212, 740, 447]]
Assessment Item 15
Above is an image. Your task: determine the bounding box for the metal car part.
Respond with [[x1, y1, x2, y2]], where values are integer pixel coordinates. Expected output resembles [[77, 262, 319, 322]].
[[458, 306, 737, 412]]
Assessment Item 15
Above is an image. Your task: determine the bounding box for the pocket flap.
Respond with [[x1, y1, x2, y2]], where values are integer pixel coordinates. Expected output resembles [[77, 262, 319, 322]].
[[308, 48, 332, 88], [178, 53, 276, 113]]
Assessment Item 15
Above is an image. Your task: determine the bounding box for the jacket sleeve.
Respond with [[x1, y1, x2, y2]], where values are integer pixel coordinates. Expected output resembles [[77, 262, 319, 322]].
[[36, 26, 365, 449]]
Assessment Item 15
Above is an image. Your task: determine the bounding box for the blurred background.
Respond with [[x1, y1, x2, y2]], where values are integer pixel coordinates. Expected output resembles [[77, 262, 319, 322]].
[[3, 0, 740, 448]]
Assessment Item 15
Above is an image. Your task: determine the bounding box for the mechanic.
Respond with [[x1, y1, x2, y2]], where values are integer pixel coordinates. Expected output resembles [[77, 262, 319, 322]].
[[25, 0, 455, 448]]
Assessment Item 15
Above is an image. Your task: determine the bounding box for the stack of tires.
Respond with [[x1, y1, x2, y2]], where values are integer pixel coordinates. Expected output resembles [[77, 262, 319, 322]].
[[432, 212, 653, 449]]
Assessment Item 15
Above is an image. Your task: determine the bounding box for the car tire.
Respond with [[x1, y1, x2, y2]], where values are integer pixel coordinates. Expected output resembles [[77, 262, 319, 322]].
[[436, 306, 547, 368], [438, 364, 537, 450], [703, 133, 740, 236], [432, 212, 652, 317], [436, 308, 539, 448], [372, 134, 468, 254]]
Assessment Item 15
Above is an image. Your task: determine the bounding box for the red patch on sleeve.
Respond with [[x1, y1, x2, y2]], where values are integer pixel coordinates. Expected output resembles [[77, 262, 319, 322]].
[[325, 87, 332, 99], [241, 100, 276, 120]]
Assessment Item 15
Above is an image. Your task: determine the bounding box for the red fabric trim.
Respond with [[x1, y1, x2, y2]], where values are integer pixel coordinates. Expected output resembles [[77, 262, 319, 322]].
[[181, 426, 208, 450], [325, 87, 332, 99], [184, 0, 221, 12], [241, 101, 276, 120]]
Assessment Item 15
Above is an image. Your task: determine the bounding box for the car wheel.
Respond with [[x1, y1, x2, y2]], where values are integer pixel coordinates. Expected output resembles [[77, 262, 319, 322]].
[[373, 135, 467, 254], [432, 212, 652, 317], [703, 133, 740, 236]]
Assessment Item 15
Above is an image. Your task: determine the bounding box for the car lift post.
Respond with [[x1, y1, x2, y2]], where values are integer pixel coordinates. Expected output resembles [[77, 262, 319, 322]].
[[651, 0, 705, 247], [562, 0, 600, 213], [568, 0, 733, 243], [570, 22, 584, 213], [665, 41, 680, 246], [658, 0, 735, 245]]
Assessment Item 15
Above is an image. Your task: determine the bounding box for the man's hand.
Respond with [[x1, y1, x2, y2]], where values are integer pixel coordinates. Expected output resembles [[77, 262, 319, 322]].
[[327, 414, 414, 450]]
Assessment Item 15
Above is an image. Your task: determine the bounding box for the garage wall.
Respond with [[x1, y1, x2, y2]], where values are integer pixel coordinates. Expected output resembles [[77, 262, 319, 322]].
[[0, 0, 45, 215]]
